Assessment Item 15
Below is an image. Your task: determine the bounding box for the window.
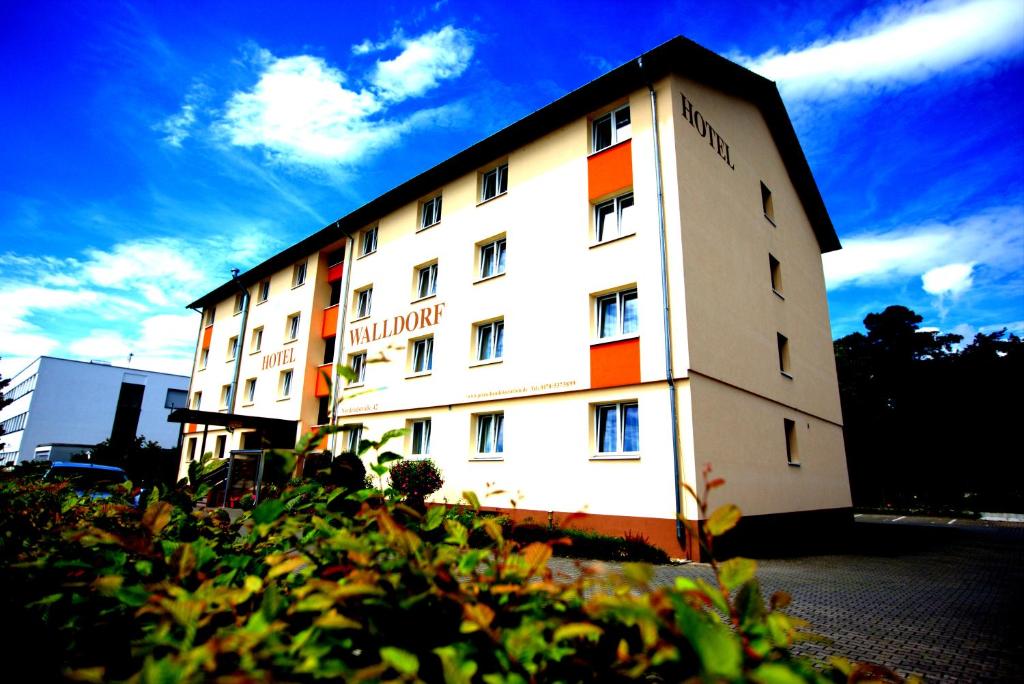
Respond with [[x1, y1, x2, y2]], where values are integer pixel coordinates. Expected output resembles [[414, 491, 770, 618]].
[[227, 336, 238, 361], [596, 402, 639, 454], [777, 333, 791, 376], [410, 419, 431, 456], [597, 288, 638, 338], [349, 352, 367, 385], [323, 336, 336, 365], [479, 238, 506, 279], [328, 279, 342, 307], [186, 437, 197, 462], [769, 254, 783, 295], [317, 396, 330, 426], [199, 348, 209, 369], [411, 336, 434, 374], [344, 425, 363, 454], [0, 412, 27, 434], [220, 384, 231, 408], [233, 293, 244, 315], [327, 248, 345, 267], [204, 307, 216, 326], [476, 413, 504, 456], [251, 326, 264, 353], [475, 320, 504, 361], [215, 434, 227, 459], [593, 104, 631, 152], [354, 287, 373, 319], [292, 261, 307, 288], [258, 279, 271, 303], [761, 182, 775, 223], [243, 377, 256, 404], [280, 369, 293, 398], [360, 226, 378, 256], [416, 262, 438, 299], [784, 418, 799, 465], [191, 391, 202, 410], [420, 195, 442, 229], [595, 192, 635, 242], [480, 162, 508, 201], [286, 313, 301, 341]]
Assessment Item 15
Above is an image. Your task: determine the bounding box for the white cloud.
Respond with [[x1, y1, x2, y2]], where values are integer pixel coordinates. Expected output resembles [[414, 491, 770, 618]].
[[922, 262, 975, 295], [217, 27, 474, 167], [371, 26, 474, 102], [823, 205, 1024, 289], [739, 0, 1024, 99], [158, 103, 196, 147]]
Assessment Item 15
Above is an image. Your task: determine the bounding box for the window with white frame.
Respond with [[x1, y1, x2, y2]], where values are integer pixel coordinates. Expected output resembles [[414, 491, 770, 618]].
[[286, 313, 301, 341], [479, 238, 506, 279], [595, 402, 639, 454], [199, 348, 209, 369], [258, 279, 270, 303], [411, 336, 433, 374], [416, 262, 438, 299], [243, 377, 256, 404], [595, 192, 635, 242], [204, 307, 216, 326], [227, 336, 238, 361], [251, 326, 263, 353], [593, 104, 631, 152], [279, 369, 293, 398], [410, 418, 431, 456], [349, 352, 366, 385], [215, 434, 226, 459], [476, 412, 504, 455], [191, 391, 202, 410], [345, 425, 363, 454], [480, 162, 508, 202], [233, 293, 244, 315], [292, 261, 307, 288], [220, 384, 231, 408], [475, 319, 504, 361], [596, 288, 638, 338], [354, 287, 372, 319], [360, 226, 378, 256], [420, 195, 442, 229]]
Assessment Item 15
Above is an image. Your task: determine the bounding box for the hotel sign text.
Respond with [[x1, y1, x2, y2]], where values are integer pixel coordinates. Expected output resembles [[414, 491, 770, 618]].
[[349, 302, 446, 346], [681, 92, 735, 170]]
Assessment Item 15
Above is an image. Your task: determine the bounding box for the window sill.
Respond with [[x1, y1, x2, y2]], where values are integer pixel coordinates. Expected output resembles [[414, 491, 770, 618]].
[[780, 371, 794, 379], [591, 333, 640, 346], [590, 453, 641, 461], [473, 272, 506, 285], [198, 367, 207, 372], [416, 221, 440, 233], [469, 358, 503, 368], [470, 455, 504, 462], [412, 293, 437, 305], [788, 462, 801, 467], [276, 396, 291, 402], [291, 282, 306, 290], [241, 402, 254, 408], [256, 299, 268, 306], [356, 250, 376, 260], [763, 214, 776, 227], [344, 382, 365, 390], [587, 138, 632, 158], [476, 191, 507, 207], [249, 349, 261, 355], [233, 311, 242, 317], [405, 371, 433, 380], [226, 358, 236, 364], [589, 232, 636, 249], [772, 289, 785, 300], [351, 314, 370, 323], [284, 338, 298, 345]]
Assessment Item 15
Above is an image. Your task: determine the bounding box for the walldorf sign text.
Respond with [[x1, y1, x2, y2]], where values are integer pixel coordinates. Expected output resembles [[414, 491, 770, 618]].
[[349, 302, 446, 346], [681, 92, 735, 170]]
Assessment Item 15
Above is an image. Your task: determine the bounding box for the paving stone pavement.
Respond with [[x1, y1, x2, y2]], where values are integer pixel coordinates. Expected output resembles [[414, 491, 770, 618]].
[[548, 520, 1024, 682]]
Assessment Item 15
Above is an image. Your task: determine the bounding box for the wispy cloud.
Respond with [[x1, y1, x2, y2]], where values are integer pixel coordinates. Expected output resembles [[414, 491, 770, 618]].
[[738, 0, 1024, 99], [216, 26, 474, 167], [155, 82, 210, 147]]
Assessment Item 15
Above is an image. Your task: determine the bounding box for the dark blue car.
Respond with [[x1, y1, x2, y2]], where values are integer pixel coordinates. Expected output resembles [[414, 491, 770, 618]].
[[43, 462, 139, 505]]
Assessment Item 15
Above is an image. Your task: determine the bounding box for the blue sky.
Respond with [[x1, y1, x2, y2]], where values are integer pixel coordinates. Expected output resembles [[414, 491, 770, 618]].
[[1, 0, 1022, 377]]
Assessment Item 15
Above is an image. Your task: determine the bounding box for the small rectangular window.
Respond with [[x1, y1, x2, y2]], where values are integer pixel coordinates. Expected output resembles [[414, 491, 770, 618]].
[[345, 425, 363, 454], [595, 402, 639, 454], [286, 313, 301, 341], [416, 262, 438, 299], [769, 254, 782, 295], [292, 261, 307, 287], [323, 336, 336, 365], [480, 162, 508, 202], [784, 418, 799, 465], [593, 104, 631, 152], [199, 348, 209, 369], [411, 336, 434, 374], [777, 333, 791, 376], [258, 280, 271, 303], [244, 377, 257, 404], [233, 293, 244, 315], [227, 336, 238, 361], [186, 437, 197, 462], [596, 288, 638, 339], [204, 307, 216, 326], [220, 384, 231, 408], [328, 279, 342, 307], [360, 226, 378, 256], [215, 434, 227, 459], [420, 195, 442, 229], [595, 192, 635, 242], [475, 320, 504, 361], [761, 182, 774, 223], [479, 238, 506, 279], [476, 413, 504, 455], [355, 287, 373, 319], [410, 418, 431, 456], [349, 352, 367, 385], [280, 369, 293, 398], [191, 391, 202, 410], [317, 396, 330, 426], [251, 326, 263, 353]]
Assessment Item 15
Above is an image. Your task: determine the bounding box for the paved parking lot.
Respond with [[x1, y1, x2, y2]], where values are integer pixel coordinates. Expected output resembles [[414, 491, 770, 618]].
[[550, 518, 1023, 681]]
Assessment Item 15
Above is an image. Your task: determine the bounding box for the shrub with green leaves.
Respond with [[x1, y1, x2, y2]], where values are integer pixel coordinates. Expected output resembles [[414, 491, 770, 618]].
[[389, 458, 444, 500]]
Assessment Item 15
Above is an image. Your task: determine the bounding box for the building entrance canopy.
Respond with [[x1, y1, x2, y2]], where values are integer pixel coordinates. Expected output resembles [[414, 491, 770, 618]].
[[167, 409, 297, 449]]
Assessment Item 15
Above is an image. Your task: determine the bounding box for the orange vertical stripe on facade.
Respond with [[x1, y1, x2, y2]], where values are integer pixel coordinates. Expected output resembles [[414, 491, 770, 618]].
[[590, 338, 640, 388], [587, 140, 633, 200], [321, 304, 338, 338], [314, 363, 332, 397], [327, 262, 344, 283], [201, 325, 213, 349]]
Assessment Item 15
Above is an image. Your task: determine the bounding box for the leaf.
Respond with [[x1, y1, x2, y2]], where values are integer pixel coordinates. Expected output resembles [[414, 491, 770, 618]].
[[380, 646, 419, 675], [433, 646, 478, 684], [463, 491, 481, 511], [461, 603, 495, 632], [266, 556, 308, 579], [622, 562, 654, 586], [315, 609, 362, 630], [521, 542, 552, 574], [376, 429, 408, 449], [244, 575, 263, 593], [751, 662, 806, 684], [706, 504, 741, 537], [252, 499, 286, 525], [423, 504, 446, 531], [675, 604, 742, 678], [706, 477, 726, 490], [115, 585, 150, 607], [717, 557, 757, 592], [141, 501, 173, 536], [377, 451, 402, 465], [770, 590, 791, 610], [92, 575, 124, 595], [553, 622, 603, 642]]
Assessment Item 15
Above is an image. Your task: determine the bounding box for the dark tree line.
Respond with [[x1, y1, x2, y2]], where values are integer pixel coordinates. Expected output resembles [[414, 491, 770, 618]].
[[835, 305, 1024, 513]]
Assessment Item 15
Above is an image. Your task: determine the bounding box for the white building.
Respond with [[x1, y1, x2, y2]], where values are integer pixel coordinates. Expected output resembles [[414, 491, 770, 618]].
[[0, 356, 189, 465]]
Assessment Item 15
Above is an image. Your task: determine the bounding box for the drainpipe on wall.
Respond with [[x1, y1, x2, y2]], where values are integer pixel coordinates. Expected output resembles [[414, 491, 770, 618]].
[[227, 269, 251, 414], [328, 223, 356, 456], [640, 57, 687, 555]]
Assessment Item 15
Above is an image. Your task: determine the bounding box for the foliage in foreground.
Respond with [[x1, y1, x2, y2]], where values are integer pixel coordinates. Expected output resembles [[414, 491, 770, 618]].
[[0, 468, 904, 683]]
